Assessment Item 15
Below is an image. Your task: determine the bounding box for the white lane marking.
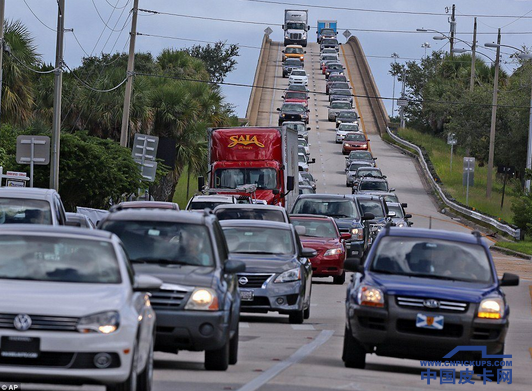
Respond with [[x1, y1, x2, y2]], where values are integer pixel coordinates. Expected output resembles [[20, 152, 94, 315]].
[[237, 330, 334, 391], [291, 324, 315, 330], [268, 45, 281, 126], [240, 322, 250, 328]]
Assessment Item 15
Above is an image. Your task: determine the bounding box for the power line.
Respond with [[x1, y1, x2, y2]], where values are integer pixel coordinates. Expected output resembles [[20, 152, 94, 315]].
[[103, 0, 130, 10], [91, 0, 131, 32], [136, 32, 262, 50], [8, 50, 59, 74], [22, 0, 55, 31], [63, 61, 128, 92]]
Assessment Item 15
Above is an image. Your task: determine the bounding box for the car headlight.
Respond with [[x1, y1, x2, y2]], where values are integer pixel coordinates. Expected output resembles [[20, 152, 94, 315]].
[[324, 248, 343, 257], [478, 297, 504, 319], [281, 113, 286, 117], [184, 288, 219, 311], [357, 286, 385, 308], [351, 228, 364, 240], [360, 144, 367, 148], [274, 267, 301, 283], [77, 311, 120, 334], [396, 222, 406, 228]]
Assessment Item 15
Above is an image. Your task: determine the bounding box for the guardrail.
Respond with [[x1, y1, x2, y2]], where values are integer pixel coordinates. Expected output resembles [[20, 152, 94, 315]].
[[246, 34, 271, 126], [386, 127, 521, 240]]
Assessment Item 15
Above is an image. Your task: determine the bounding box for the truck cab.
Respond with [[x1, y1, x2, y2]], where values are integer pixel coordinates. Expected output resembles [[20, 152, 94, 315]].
[[283, 10, 309, 47]]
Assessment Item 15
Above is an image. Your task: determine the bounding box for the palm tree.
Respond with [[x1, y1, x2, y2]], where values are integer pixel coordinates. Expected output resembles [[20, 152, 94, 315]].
[[1, 20, 40, 125]]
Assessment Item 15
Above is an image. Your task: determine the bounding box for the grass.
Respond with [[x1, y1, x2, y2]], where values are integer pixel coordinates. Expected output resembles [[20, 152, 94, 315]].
[[395, 128, 516, 224], [172, 166, 198, 209], [495, 240, 532, 255]]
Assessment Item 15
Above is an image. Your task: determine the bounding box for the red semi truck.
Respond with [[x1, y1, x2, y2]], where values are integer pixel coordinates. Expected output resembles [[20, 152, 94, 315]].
[[206, 126, 299, 209]]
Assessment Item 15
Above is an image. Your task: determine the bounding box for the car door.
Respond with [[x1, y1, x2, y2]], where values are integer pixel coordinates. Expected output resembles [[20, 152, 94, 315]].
[[293, 228, 312, 305]]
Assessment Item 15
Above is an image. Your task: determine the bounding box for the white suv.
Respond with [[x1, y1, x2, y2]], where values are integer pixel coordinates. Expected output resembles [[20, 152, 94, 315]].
[[288, 69, 308, 86], [0, 226, 161, 390]]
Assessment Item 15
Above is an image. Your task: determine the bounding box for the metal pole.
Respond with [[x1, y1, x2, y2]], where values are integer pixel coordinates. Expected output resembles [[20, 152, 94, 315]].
[[486, 28, 501, 198], [0, 0, 6, 122], [30, 137, 34, 188], [120, 0, 139, 148], [449, 4, 456, 57], [391, 74, 396, 116], [466, 159, 470, 206], [450, 144, 453, 172], [470, 17, 477, 93], [525, 75, 532, 192], [50, 0, 65, 191]]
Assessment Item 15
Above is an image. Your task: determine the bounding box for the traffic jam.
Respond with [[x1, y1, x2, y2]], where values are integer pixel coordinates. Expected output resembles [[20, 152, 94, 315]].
[[0, 8, 524, 391]]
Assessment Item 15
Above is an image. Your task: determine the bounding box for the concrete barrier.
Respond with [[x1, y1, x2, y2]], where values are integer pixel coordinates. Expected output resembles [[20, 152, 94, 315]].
[[246, 34, 272, 126]]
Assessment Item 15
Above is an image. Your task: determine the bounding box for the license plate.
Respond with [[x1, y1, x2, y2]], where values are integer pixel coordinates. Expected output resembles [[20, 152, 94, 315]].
[[1, 336, 40, 359], [416, 313, 444, 330], [240, 290, 254, 302]]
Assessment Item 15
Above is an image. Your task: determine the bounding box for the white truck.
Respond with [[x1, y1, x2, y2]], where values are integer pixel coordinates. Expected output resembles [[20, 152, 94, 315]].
[[283, 9, 309, 47]]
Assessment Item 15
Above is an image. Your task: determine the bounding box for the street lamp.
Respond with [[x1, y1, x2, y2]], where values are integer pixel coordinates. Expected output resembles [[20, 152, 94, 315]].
[[485, 42, 532, 192], [421, 42, 431, 58], [391, 53, 399, 117]]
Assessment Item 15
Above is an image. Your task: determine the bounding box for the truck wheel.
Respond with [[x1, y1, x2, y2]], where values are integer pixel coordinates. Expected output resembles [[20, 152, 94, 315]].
[[205, 340, 230, 371], [289, 309, 304, 324], [342, 326, 366, 369], [229, 326, 239, 365], [333, 272, 346, 285]]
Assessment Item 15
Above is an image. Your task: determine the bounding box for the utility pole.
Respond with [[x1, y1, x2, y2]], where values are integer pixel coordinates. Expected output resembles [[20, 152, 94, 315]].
[[525, 75, 532, 192], [391, 53, 398, 117], [449, 4, 456, 57], [0, 0, 6, 122], [486, 28, 501, 198], [50, 0, 65, 191], [470, 17, 477, 93], [120, 0, 139, 148], [399, 70, 406, 128]]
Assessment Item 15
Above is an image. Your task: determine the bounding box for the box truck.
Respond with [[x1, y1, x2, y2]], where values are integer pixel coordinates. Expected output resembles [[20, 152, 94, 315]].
[[283, 9, 309, 47]]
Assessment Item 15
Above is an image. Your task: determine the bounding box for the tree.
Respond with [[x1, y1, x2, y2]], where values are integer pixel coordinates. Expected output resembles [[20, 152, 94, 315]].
[[185, 41, 239, 83]]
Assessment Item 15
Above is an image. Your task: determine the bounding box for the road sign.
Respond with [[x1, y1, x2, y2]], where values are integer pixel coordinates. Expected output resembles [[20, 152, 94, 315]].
[[7, 180, 25, 187], [135, 159, 157, 182], [132, 134, 159, 161], [463, 157, 475, 206], [343, 30, 351, 39], [16, 136, 50, 165], [397, 96, 408, 107], [447, 133, 457, 145], [264, 27, 273, 36]]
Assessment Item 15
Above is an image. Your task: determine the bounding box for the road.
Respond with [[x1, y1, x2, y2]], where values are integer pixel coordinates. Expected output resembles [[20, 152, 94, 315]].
[[21, 40, 532, 391]]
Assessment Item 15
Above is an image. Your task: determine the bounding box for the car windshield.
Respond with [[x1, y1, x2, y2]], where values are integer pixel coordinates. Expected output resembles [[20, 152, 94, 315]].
[[334, 90, 351, 97], [358, 199, 385, 218], [357, 168, 382, 177], [285, 59, 301, 66], [288, 85, 307, 91], [214, 168, 277, 190], [286, 92, 306, 100], [0, 235, 121, 283], [0, 198, 53, 225], [349, 151, 372, 160], [345, 133, 366, 141], [292, 199, 359, 219], [339, 124, 358, 131], [329, 75, 346, 82], [301, 172, 313, 181], [216, 209, 286, 222], [328, 64, 343, 70], [360, 181, 388, 191], [383, 194, 399, 203], [331, 102, 352, 109], [299, 187, 314, 194], [291, 70, 306, 76], [285, 47, 303, 54], [331, 83, 350, 90], [285, 122, 306, 132], [101, 221, 215, 267], [298, 139, 308, 146], [298, 154, 307, 163], [349, 163, 372, 171], [282, 104, 306, 112], [189, 201, 231, 210], [222, 226, 294, 255], [339, 112, 357, 119], [286, 22, 306, 30], [387, 205, 404, 218], [291, 218, 337, 238], [322, 39, 338, 45], [371, 237, 493, 283], [322, 55, 337, 61]]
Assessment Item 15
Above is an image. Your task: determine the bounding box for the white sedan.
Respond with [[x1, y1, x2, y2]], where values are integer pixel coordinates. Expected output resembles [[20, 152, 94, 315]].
[[289, 69, 308, 86], [336, 123, 361, 143], [0, 226, 162, 391]]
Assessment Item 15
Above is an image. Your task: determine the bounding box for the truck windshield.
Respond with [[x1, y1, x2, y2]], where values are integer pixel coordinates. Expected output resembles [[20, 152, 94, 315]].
[[214, 168, 277, 190], [0, 198, 53, 225], [286, 22, 306, 30]]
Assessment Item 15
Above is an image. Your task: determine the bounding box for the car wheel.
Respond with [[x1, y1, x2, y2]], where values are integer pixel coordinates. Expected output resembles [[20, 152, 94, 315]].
[[229, 325, 239, 365], [303, 305, 310, 320], [333, 272, 346, 285], [346, 182, 350, 187], [137, 337, 154, 391], [107, 343, 138, 391], [205, 339, 230, 371], [288, 309, 304, 324], [342, 326, 366, 369]]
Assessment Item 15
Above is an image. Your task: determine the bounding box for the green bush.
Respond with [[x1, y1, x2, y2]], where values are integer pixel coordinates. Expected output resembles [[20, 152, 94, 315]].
[[511, 193, 532, 235]]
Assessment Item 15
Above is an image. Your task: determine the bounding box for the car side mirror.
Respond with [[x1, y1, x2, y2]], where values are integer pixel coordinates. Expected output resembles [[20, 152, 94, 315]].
[[499, 272, 519, 286], [224, 259, 246, 274], [373, 157, 378, 160], [387, 211, 396, 217], [362, 213, 375, 221], [307, 97, 310, 100], [390, 188, 396, 192], [301, 247, 317, 258], [344, 257, 363, 273], [282, 50, 285, 53], [367, 139, 371, 142], [133, 274, 162, 292], [340, 232, 351, 241], [282, 96, 285, 99], [276, 108, 281, 111], [404, 214, 413, 219], [401, 203, 408, 208], [304, 51, 307, 53]]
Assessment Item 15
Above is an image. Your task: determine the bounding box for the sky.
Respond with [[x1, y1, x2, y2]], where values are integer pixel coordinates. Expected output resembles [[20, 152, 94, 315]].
[[7, 0, 532, 118]]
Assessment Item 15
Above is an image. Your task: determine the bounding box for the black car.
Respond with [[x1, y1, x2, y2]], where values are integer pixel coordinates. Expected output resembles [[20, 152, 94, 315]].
[[345, 151, 377, 168], [283, 58, 304, 77], [336, 110, 358, 127], [278, 103, 309, 125], [220, 220, 315, 324], [99, 209, 246, 371], [353, 194, 394, 244], [343, 228, 519, 373], [291, 194, 373, 258], [386, 202, 413, 227], [321, 38, 339, 51]]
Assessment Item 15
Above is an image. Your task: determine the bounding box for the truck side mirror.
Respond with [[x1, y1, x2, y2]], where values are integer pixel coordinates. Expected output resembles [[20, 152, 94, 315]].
[[272, 189, 280, 195], [282, 24, 285, 29], [309, 158, 316, 164], [198, 176, 205, 191], [287, 176, 295, 191]]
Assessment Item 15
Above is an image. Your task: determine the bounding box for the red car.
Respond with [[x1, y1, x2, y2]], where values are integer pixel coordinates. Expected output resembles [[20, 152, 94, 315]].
[[342, 132, 369, 154], [291, 214, 351, 284], [283, 91, 309, 107]]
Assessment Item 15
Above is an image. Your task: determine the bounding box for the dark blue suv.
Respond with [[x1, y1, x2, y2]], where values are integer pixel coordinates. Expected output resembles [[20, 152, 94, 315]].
[[343, 227, 519, 376]]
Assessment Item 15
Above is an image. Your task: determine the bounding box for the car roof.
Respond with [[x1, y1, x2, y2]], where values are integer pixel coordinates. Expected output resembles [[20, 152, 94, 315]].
[[0, 187, 57, 198], [383, 227, 484, 245], [354, 194, 385, 201], [296, 194, 354, 200], [102, 209, 211, 224], [286, 44, 303, 48], [0, 224, 113, 239], [290, 214, 334, 221], [359, 176, 387, 182], [386, 202, 402, 207], [190, 195, 235, 202], [110, 201, 179, 212], [220, 220, 293, 230], [214, 204, 286, 212]]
